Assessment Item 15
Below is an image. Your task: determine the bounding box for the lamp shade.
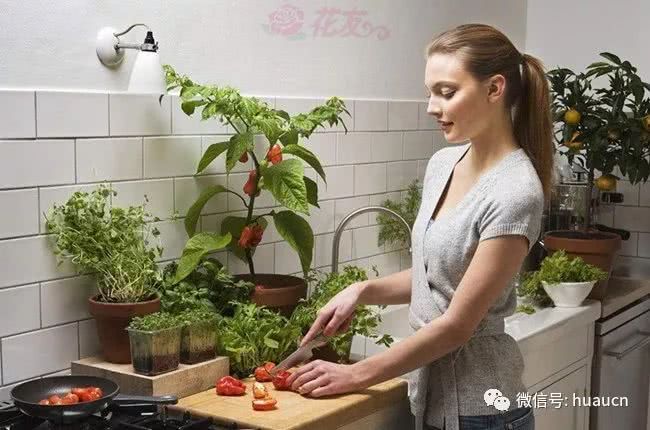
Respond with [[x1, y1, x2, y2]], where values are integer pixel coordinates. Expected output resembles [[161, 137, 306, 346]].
[[127, 50, 166, 94]]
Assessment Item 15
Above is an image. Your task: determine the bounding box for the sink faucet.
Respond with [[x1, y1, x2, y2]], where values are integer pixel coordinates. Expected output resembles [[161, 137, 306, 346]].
[[331, 206, 412, 273]]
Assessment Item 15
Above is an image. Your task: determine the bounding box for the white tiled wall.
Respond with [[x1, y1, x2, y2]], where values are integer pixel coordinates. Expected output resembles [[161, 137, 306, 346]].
[[0, 91, 444, 397]]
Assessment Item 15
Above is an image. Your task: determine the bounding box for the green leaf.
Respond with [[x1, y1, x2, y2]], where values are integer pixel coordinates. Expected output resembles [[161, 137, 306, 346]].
[[197, 141, 229, 174], [279, 129, 299, 146], [304, 176, 319, 208], [181, 100, 207, 116], [226, 132, 253, 172], [184, 185, 228, 237], [263, 336, 279, 349], [263, 159, 309, 214], [600, 52, 621, 65], [282, 144, 326, 183], [273, 211, 313, 275], [173, 232, 232, 284]]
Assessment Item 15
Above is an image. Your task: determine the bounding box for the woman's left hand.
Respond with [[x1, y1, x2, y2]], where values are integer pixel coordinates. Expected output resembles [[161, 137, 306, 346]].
[[286, 360, 365, 397]]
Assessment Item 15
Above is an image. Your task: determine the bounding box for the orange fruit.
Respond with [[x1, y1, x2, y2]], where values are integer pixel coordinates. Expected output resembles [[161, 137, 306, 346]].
[[594, 174, 617, 191], [564, 108, 581, 125]]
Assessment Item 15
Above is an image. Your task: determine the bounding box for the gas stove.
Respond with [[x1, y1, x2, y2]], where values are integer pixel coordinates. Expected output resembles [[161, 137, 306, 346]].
[[0, 401, 255, 430]]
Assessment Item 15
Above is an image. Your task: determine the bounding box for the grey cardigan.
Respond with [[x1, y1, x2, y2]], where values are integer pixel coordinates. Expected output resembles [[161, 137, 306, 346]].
[[408, 143, 544, 430]]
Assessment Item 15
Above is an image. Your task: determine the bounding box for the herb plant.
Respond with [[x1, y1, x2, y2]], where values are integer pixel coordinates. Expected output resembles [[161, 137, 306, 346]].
[[163, 65, 350, 281], [128, 312, 182, 331], [377, 180, 421, 249], [45, 185, 162, 303]]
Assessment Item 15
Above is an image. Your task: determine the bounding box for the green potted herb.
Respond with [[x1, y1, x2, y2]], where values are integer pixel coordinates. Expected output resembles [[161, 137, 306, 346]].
[[377, 179, 421, 249], [163, 65, 350, 316], [45, 185, 163, 363], [520, 250, 608, 308], [127, 312, 183, 375], [291, 266, 394, 363], [177, 309, 220, 364]]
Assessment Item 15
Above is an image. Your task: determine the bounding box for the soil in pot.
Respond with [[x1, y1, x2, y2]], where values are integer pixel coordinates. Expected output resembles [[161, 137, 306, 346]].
[[181, 323, 217, 364], [88, 295, 160, 364], [235, 274, 307, 317], [127, 326, 181, 376]]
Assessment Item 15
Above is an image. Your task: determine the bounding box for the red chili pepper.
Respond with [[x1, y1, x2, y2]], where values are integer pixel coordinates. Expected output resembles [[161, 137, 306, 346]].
[[254, 361, 276, 382], [266, 144, 283, 165], [239, 152, 249, 163], [216, 376, 246, 396], [238, 224, 264, 249], [272, 370, 293, 391], [243, 170, 258, 197]]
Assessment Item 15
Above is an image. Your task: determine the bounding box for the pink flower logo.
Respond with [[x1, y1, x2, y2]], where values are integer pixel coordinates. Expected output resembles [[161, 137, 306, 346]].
[[267, 4, 304, 36]]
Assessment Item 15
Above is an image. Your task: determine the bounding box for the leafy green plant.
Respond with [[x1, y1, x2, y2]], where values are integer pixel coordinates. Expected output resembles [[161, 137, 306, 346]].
[[164, 65, 350, 281], [159, 258, 254, 316], [128, 311, 182, 331], [45, 185, 162, 303], [176, 308, 220, 326], [517, 250, 608, 307], [216, 302, 302, 377], [291, 266, 394, 360], [547, 52, 650, 227], [377, 179, 421, 248]]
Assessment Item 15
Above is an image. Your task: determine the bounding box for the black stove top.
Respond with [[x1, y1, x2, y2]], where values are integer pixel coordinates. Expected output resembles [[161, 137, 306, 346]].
[[0, 401, 254, 430]]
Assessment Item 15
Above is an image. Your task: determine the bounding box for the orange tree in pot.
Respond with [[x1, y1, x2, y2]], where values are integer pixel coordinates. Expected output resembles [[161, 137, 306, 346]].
[[546, 52, 650, 298], [45, 186, 164, 363], [164, 66, 350, 316]]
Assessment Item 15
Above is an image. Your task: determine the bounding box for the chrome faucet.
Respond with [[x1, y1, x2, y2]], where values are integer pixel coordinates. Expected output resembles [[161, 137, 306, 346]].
[[331, 206, 412, 273]]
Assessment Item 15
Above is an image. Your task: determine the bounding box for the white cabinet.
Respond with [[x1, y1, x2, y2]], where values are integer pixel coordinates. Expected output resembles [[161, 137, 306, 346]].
[[532, 365, 589, 430]]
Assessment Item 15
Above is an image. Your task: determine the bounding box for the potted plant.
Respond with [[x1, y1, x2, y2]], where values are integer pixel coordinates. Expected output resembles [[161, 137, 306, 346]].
[[163, 65, 350, 316], [177, 308, 220, 364], [127, 312, 183, 375], [45, 186, 163, 363], [520, 250, 608, 308], [377, 179, 421, 249], [291, 266, 394, 363], [546, 52, 650, 297]]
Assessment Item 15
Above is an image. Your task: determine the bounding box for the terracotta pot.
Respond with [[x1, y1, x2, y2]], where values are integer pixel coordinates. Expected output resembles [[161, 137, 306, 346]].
[[88, 295, 160, 364], [234, 274, 307, 317], [542, 230, 621, 300]]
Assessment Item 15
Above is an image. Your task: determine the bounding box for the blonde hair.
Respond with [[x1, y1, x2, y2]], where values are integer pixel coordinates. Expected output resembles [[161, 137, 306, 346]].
[[426, 23, 553, 202]]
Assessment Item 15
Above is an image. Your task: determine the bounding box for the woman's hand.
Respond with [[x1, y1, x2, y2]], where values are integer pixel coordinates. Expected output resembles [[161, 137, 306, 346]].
[[300, 281, 365, 346], [286, 360, 365, 397]]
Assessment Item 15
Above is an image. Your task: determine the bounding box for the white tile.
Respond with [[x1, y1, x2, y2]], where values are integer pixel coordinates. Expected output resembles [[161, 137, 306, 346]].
[[315, 230, 352, 269], [351, 225, 384, 259], [36, 91, 108, 137], [335, 196, 370, 229], [227, 172, 276, 211], [371, 132, 403, 162], [79, 319, 101, 358], [228, 243, 275, 275], [417, 160, 428, 182], [144, 136, 202, 178], [154, 219, 189, 261], [637, 233, 650, 257], [618, 232, 638, 257], [76, 138, 143, 182], [304, 133, 336, 166], [170, 95, 228, 135], [111, 179, 175, 220], [640, 182, 650, 206], [596, 203, 615, 227], [274, 241, 302, 275], [1, 323, 78, 384], [199, 135, 233, 174], [0, 189, 38, 239], [41, 276, 95, 327], [0, 90, 35, 138], [433, 130, 449, 152], [418, 101, 435, 130], [368, 192, 402, 225], [613, 206, 650, 232], [0, 140, 74, 189], [354, 164, 387, 195], [615, 180, 640, 206], [403, 131, 434, 160], [174, 175, 228, 217], [353, 100, 387, 131], [39, 184, 100, 232], [0, 235, 76, 289], [307, 200, 335, 235], [315, 166, 355, 200], [368, 251, 402, 278], [109, 94, 171, 136], [387, 161, 419, 192], [337, 133, 371, 164], [0, 284, 40, 337], [388, 101, 419, 131]]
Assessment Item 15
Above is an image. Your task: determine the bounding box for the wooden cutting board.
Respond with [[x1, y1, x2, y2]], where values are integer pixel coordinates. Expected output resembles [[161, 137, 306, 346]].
[[170, 377, 408, 430]]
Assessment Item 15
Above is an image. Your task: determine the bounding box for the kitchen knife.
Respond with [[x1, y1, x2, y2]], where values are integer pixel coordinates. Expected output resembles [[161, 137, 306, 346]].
[[270, 333, 328, 376]]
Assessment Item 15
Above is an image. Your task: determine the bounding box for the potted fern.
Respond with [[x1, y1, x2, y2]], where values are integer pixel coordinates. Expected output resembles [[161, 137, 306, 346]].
[[164, 65, 350, 316]]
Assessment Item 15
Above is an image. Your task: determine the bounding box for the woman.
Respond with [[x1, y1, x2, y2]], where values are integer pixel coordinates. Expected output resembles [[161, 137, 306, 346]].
[[286, 23, 553, 430]]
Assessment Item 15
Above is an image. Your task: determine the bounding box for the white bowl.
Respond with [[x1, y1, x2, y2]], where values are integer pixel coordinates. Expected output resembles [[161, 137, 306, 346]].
[[541, 281, 596, 307]]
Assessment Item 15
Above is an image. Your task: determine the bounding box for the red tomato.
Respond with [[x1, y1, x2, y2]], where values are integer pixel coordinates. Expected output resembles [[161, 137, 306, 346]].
[[38, 399, 50, 405], [61, 393, 79, 404], [71, 388, 88, 397], [47, 395, 62, 404], [215, 376, 246, 396], [252, 397, 278, 411], [78, 391, 95, 402], [272, 370, 293, 391], [254, 362, 276, 382]]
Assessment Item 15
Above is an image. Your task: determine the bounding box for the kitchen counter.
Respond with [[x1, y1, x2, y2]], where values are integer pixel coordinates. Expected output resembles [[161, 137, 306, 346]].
[[602, 258, 650, 318]]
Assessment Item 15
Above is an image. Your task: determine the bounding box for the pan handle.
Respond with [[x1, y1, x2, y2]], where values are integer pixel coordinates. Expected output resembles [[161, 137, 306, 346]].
[[113, 394, 178, 404]]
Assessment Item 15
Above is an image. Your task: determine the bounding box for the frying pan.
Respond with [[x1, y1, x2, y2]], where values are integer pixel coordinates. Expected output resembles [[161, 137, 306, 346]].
[[10, 375, 177, 424]]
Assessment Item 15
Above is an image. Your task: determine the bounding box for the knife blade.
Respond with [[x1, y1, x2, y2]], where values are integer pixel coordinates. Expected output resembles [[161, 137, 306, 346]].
[[270, 333, 328, 376]]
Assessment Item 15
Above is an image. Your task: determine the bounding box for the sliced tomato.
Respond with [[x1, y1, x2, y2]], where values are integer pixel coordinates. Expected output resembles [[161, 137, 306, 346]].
[[61, 393, 79, 405], [263, 362, 276, 372], [71, 388, 88, 397], [78, 391, 95, 402], [272, 370, 293, 391], [47, 395, 62, 404], [253, 382, 268, 399], [254, 363, 275, 382], [252, 397, 278, 411]]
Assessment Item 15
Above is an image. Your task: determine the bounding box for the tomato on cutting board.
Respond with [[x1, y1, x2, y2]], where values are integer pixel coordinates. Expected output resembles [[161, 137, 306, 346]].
[[252, 397, 278, 411]]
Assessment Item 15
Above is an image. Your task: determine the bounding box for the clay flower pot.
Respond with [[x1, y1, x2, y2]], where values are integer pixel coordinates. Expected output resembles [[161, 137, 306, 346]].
[[88, 295, 161, 364], [542, 230, 621, 300], [234, 274, 307, 317]]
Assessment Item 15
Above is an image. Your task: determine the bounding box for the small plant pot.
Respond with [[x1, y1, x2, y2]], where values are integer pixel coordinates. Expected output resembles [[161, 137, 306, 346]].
[[541, 281, 596, 307], [181, 321, 217, 364], [235, 273, 307, 317], [127, 326, 182, 376]]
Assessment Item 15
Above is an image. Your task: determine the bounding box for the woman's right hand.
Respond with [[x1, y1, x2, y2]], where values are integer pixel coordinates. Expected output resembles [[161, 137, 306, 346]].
[[300, 281, 366, 346]]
